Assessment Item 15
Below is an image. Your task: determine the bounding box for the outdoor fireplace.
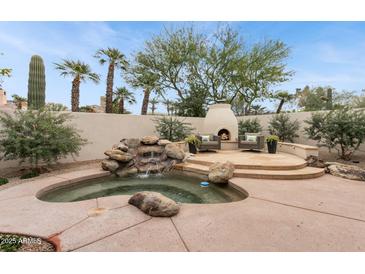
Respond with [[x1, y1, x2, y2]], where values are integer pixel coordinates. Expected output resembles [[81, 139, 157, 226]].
[[203, 103, 238, 143], [218, 129, 230, 140]]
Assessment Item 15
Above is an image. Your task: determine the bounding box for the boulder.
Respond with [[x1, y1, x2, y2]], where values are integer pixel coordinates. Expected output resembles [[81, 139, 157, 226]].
[[158, 139, 172, 146], [116, 167, 138, 177], [104, 149, 133, 162], [326, 164, 365, 181], [306, 155, 326, 168], [165, 143, 185, 160], [112, 143, 128, 152], [138, 145, 164, 155], [117, 143, 129, 152], [208, 161, 235, 183], [141, 135, 159, 145], [101, 159, 120, 172], [128, 191, 180, 217], [124, 138, 141, 149]]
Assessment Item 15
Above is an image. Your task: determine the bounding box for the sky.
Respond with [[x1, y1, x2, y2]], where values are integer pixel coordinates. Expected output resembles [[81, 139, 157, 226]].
[[1, 21, 365, 114]]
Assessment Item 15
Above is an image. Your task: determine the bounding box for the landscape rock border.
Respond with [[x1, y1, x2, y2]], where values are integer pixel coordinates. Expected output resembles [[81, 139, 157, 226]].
[[102, 136, 186, 177]]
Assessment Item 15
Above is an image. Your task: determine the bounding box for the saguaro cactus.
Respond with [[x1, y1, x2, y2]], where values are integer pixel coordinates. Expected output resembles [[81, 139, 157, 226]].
[[27, 55, 46, 109]]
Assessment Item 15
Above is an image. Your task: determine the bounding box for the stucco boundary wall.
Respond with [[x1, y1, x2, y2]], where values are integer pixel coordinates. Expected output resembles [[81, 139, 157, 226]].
[[0, 111, 205, 171], [1, 108, 365, 171]]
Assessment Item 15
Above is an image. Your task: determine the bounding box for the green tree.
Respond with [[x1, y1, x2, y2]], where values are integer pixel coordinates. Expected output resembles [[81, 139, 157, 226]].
[[305, 107, 365, 160], [154, 116, 194, 142], [11, 94, 27, 109], [0, 53, 12, 88], [54, 60, 100, 112], [295, 86, 352, 111], [113, 87, 136, 114], [95, 48, 128, 113], [238, 118, 263, 135], [129, 26, 293, 117], [125, 52, 160, 115], [0, 109, 87, 170], [268, 113, 299, 142], [231, 40, 294, 114]]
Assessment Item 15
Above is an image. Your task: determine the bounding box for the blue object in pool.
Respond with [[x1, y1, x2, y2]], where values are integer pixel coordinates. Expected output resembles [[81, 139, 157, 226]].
[[200, 181, 209, 187]]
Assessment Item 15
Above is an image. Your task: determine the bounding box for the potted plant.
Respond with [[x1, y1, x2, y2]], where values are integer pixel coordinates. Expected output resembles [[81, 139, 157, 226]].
[[184, 135, 201, 154], [266, 135, 279, 154]]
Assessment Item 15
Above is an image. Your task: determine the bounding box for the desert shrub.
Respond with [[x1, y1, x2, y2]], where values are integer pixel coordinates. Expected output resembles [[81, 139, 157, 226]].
[[20, 170, 40, 180], [304, 107, 365, 160], [154, 116, 194, 142], [44, 103, 68, 111], [268, 113, 299, 142], [0, 234, 22, 252], [0, 109, 87, 170], [79, 105, 96, 112], [0, 178, 9, 185], [238, 118, 262, 135]]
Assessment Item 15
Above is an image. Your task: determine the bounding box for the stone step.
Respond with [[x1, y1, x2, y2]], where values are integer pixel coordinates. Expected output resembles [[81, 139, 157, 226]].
[[186, 158, 307, 171], [174, 163, 325, 180]]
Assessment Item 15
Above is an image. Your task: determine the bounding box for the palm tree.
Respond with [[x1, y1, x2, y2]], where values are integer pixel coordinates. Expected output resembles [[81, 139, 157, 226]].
[[149, 97, 159, 115], [274, 91, 295, 113], [113, 87, 136, 114], [162, 99, 174, 115], [251, 104, 266, 115], [125, 52, 160, 115], [54, 59, 100, 112], [94, 48, 128, 113]]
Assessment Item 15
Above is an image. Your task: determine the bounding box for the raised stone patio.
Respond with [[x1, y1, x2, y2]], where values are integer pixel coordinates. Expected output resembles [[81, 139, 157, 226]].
[[0, 167, 364, 251], [176, 150, 325, 179]]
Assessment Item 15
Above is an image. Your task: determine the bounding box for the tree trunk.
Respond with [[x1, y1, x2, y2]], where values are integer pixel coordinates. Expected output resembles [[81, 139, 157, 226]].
[[105, 63, 115, 113], [276, 99, 285, 113], [119, 98, 124, 114], [71, 76, 80, 112], [141, 89, 150, 115]]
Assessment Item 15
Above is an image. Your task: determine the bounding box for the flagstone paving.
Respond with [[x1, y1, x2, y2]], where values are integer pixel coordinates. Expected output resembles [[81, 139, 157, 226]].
[[0, 168, 364, 251]]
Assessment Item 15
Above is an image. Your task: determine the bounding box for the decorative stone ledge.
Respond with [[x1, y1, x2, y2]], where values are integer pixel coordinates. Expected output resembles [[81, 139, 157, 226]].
[[277, 142, 319, 159]]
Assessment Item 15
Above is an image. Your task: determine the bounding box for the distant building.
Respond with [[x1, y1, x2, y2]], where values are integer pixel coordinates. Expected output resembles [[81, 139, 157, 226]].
[[0, 88, 7, 106]]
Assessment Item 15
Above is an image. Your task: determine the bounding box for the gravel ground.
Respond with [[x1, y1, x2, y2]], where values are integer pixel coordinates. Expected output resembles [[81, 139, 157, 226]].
[[0, 233, 56, 252], [0, 159, 102, 192], [319, 148, 365, 168]]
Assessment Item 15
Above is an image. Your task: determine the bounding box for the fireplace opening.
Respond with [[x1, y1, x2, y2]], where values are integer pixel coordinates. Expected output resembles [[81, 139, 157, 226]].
[[218, 129, 230, 141]]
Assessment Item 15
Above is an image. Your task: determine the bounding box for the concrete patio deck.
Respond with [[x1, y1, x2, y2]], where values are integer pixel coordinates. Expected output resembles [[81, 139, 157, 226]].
[[0, 167, 364, 251]]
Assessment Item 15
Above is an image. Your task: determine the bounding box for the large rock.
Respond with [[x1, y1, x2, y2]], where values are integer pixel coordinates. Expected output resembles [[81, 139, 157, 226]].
[[208, 161, 235, 183], [141, 135, 159, 145], [123, 138, 141, 149], [112, 143, 128, 152], [306, 155, 326, 168], [128, 191, 180, 217], [117, 143, 129, 152], [138, 145, 164, 155], [104, 149, 133, 162], [101, 159, 119, 172], [158, 139, 172, 146], [326, 164, 365, 181], [116, 167, 138, 177], [165, 143, 185, 160]]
